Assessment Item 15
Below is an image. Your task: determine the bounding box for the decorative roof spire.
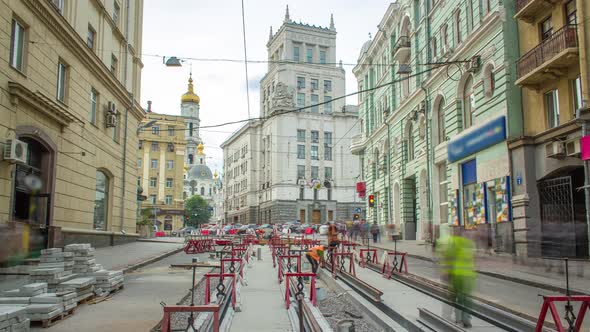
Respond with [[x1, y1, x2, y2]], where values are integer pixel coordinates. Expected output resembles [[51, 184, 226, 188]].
[[284, 5, 291, 23], [329, 14, 335, 31], [269, 26, 273, 40]]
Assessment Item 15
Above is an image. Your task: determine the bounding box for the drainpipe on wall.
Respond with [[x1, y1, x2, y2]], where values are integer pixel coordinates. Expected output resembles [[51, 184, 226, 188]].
[[421, 85, 433, 244]]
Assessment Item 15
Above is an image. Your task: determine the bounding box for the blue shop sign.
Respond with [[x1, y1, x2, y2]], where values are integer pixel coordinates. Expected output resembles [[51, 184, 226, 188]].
[[448, 115, 506, 163]]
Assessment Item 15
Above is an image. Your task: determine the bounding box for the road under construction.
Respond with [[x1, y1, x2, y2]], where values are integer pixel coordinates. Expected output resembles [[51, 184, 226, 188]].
[[153, 233, 590, 332]]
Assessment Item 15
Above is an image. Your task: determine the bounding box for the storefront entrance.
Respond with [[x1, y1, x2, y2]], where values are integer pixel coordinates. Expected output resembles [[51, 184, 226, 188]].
[[538, 167, 588, 258]]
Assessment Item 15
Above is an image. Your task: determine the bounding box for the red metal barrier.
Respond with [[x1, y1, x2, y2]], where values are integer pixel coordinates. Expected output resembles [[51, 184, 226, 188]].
[[340, 241, 358, 253], [284, 273, 317, 309], [278, 255, 302, 283], [204, 273, 236, 308], [161, 304, 220, 332], [535, 295, 590, 332], [359, 248, 378, 268], [331, 252, 356, 278], [382, 251, 408, 278], [220, 258, 244, 280], [271, 245, 289, 268], [184, 239, 214, 254]]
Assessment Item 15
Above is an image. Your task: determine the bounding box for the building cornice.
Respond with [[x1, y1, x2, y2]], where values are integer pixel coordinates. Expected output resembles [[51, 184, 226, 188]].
[[8, 81, 84, 131], [23, 0, 145, 121], [508, 120, 581, 149]]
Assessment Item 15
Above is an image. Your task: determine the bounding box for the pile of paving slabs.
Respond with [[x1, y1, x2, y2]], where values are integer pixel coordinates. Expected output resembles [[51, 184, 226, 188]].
[[0, 306, 29, 332], [64, 244, 102, 275], [57, 278, 96, 303], [29, 249, 76, 293], [93, 270, 124, 293]]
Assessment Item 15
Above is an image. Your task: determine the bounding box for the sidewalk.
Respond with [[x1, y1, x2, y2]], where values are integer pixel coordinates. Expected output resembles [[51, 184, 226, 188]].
[[357, 239, 590, 295], [0, 240, 184, 291]]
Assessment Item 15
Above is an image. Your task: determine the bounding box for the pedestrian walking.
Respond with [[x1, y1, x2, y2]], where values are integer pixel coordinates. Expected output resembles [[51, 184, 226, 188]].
[[352, 220, 360, 241], [370, 222, 380, 243]]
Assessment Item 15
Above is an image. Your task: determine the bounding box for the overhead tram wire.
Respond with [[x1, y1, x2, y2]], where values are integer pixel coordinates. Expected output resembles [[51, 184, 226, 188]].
[[140, 63, 454, 133], [240, 0, 251, 119]]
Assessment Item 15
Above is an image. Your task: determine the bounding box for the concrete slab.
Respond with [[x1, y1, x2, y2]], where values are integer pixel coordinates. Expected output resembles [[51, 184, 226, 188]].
[[25, 304, 62, 314], [0, 298, 30, 305], [229, 246, 292, 332]]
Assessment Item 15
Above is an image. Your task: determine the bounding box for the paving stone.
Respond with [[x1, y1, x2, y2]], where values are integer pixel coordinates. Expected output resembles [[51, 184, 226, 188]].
[[0, 298, 30, 305]]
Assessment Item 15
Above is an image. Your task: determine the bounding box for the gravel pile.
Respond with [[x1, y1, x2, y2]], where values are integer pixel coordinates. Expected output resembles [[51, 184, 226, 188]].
[[318, 289, 380, 332]]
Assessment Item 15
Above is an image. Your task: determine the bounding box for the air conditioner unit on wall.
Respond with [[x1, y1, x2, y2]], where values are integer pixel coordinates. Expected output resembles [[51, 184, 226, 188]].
[[545, 141, 566, 159], [565, 138, 581, 157], [105, 101, 118, 128], [2, 139, 28, 164]]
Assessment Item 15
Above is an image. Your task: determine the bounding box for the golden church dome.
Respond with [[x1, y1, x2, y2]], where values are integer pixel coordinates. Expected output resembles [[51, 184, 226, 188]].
[[213, 170, 219, 179], [181, 74, 200, 104], [197, 143, 205, 155]]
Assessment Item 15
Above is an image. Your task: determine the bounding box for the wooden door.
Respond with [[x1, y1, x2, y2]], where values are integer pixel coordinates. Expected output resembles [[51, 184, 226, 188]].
[[312, 210, 321, 224]]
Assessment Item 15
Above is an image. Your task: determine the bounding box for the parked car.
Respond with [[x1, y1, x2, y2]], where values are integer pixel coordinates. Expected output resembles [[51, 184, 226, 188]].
[[257, 224, 274, 238], [171, 226, 196, 237]]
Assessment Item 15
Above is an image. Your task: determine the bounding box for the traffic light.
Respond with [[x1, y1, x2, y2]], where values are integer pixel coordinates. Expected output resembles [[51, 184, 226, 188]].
[[353, 213, 360, 220], [368, 194, 375, 207]]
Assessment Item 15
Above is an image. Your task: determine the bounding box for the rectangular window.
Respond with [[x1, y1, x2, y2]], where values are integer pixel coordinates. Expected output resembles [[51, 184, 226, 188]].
[[297, 129, 306, 142], [540, 16, 553, 41], [320, 50, 326, 64], [87, 25, 96, 50], [137, 158, 142, 167], [90, 88, 98, 125], [306, 48, 313, 63], [311, 146, 319, 160], [57, 61, 68, 103], [324, 146, 332, 161], [166, 178, 173, 188], [314, 188, 318, 200], [294, 46, 300, 62], [168, 126, 175, 136], [566, 0, 577, 25], [151, 142, 159, 151], [545, 89, 560, 129], [297, 76, 305, 89], [297, 145, 305, 159], [151, 159, 158, 169], [299, 187, 304, 200], [113, 1, 120, 26], [149, 195, 156, 204], [167, 160, 174, 169], [311, 79, 319, 90], [324, 96, 332, 114], [150, 177, 157, 187], [311, 166, 319, 179], [461, 159, 477, 226], [311, 130, 319, 143], [311, 94, 319, 113], [111, 54, 118, 77], [438, 162, 448, 224], [10, 18, 26, 71], [324, 132, 332, 145], [297, 93, 305, 107], [165, 195, 173, 205], [167, 143, 174, 152], [325, 167, 332, 179], [297, 165, 305, 179], [572, 77, 583, 116], [152, 126, 160, 135], [139, 140, 143, 149], [324, 80, 332, 92]]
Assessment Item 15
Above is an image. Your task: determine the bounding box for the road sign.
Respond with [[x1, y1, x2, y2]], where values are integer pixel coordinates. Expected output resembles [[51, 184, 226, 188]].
[[354, 207, 361, 213]]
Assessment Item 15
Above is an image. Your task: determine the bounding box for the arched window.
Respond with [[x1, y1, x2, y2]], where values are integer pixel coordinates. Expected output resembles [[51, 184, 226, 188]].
[[188, 154, 193, 164], [200, 187, 205, 195], [463, 75, 475, 129], [407, 122, 415, 161], [93, 170, 109, 230], [437, 98, 446, 144]]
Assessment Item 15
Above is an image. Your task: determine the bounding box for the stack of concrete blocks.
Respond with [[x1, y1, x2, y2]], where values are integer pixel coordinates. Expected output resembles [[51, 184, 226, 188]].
[[24, 303, 63, 323], [30, 248, 76, 292], [57, 278, 96, 303], [0, 283, 48, 305], [93, 270, 124, 293], [31, 292, 77, 312], [64, 244, 101, 275], [0, 306, 29, 332]]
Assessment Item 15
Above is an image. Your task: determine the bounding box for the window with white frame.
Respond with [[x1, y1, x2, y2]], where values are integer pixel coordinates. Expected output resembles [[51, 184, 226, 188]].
[[297, 165, 305, 179], [90, 88, 98, 125], [87, 24, 96, 50], [324, 80, 332, 92], [437, 98, 446, 144], [297, 129, 306, 142], [311, 146, 319, 160], [320, 50, 326, 64], [10, 18, 26, 72], [166, 178, 173, 188], [545, 89, 560, 129], [152, 126, 160, 135], [297, 93, 305, 107], [572, 76, 583, 116], [150, 177, 157, 187], [324, 96, 332, 114], [297, 76, 305, 89], [311, 166, 319, 179], [297, 145, 305, 159], [151, 142, 159, 151], [311, 131, 319, 143], [113, 1, 120, 26], [311, 79, 319, 90], [165, 195, 173, 205], [57, 61, 68, 103], [463, 75, 475, 129], [151, 159, 158, 169], [137, 158, 142, 167], [325, 167, 332, 180], [51, 0, 64, 14], [311, 94, 319, 113], [438, 162, 448, 224], [324, 145, 332, 161], [293, 46, 300, 62]]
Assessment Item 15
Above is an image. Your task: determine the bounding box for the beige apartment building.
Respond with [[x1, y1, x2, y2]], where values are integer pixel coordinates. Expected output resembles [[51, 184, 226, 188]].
[[138, 108, 186, 232], [0, 0, 145, 251]]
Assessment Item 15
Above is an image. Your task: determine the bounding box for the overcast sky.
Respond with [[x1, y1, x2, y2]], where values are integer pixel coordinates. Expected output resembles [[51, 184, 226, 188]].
[[140, 0, 391, 172]]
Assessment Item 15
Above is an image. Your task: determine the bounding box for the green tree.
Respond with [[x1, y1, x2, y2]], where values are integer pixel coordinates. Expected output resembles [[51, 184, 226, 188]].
[[184, 195, 212, 227]]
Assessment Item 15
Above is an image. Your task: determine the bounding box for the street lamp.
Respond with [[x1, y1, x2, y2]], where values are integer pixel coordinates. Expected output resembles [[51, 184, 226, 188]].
[[163, 56, 183, 67], [137, 119, 157, 134]]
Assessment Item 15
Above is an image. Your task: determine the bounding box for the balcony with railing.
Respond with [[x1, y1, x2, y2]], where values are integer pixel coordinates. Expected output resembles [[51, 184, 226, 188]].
[[515, 0, 559, 23], [350, 133, 367, 155], [516, 25, 579, 87], [392, 36, 411, 63]]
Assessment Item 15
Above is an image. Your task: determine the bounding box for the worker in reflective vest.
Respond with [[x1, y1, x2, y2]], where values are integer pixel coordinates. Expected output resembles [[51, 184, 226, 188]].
[[306, 245, 325, 274], [439, 235, 475, 328]]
